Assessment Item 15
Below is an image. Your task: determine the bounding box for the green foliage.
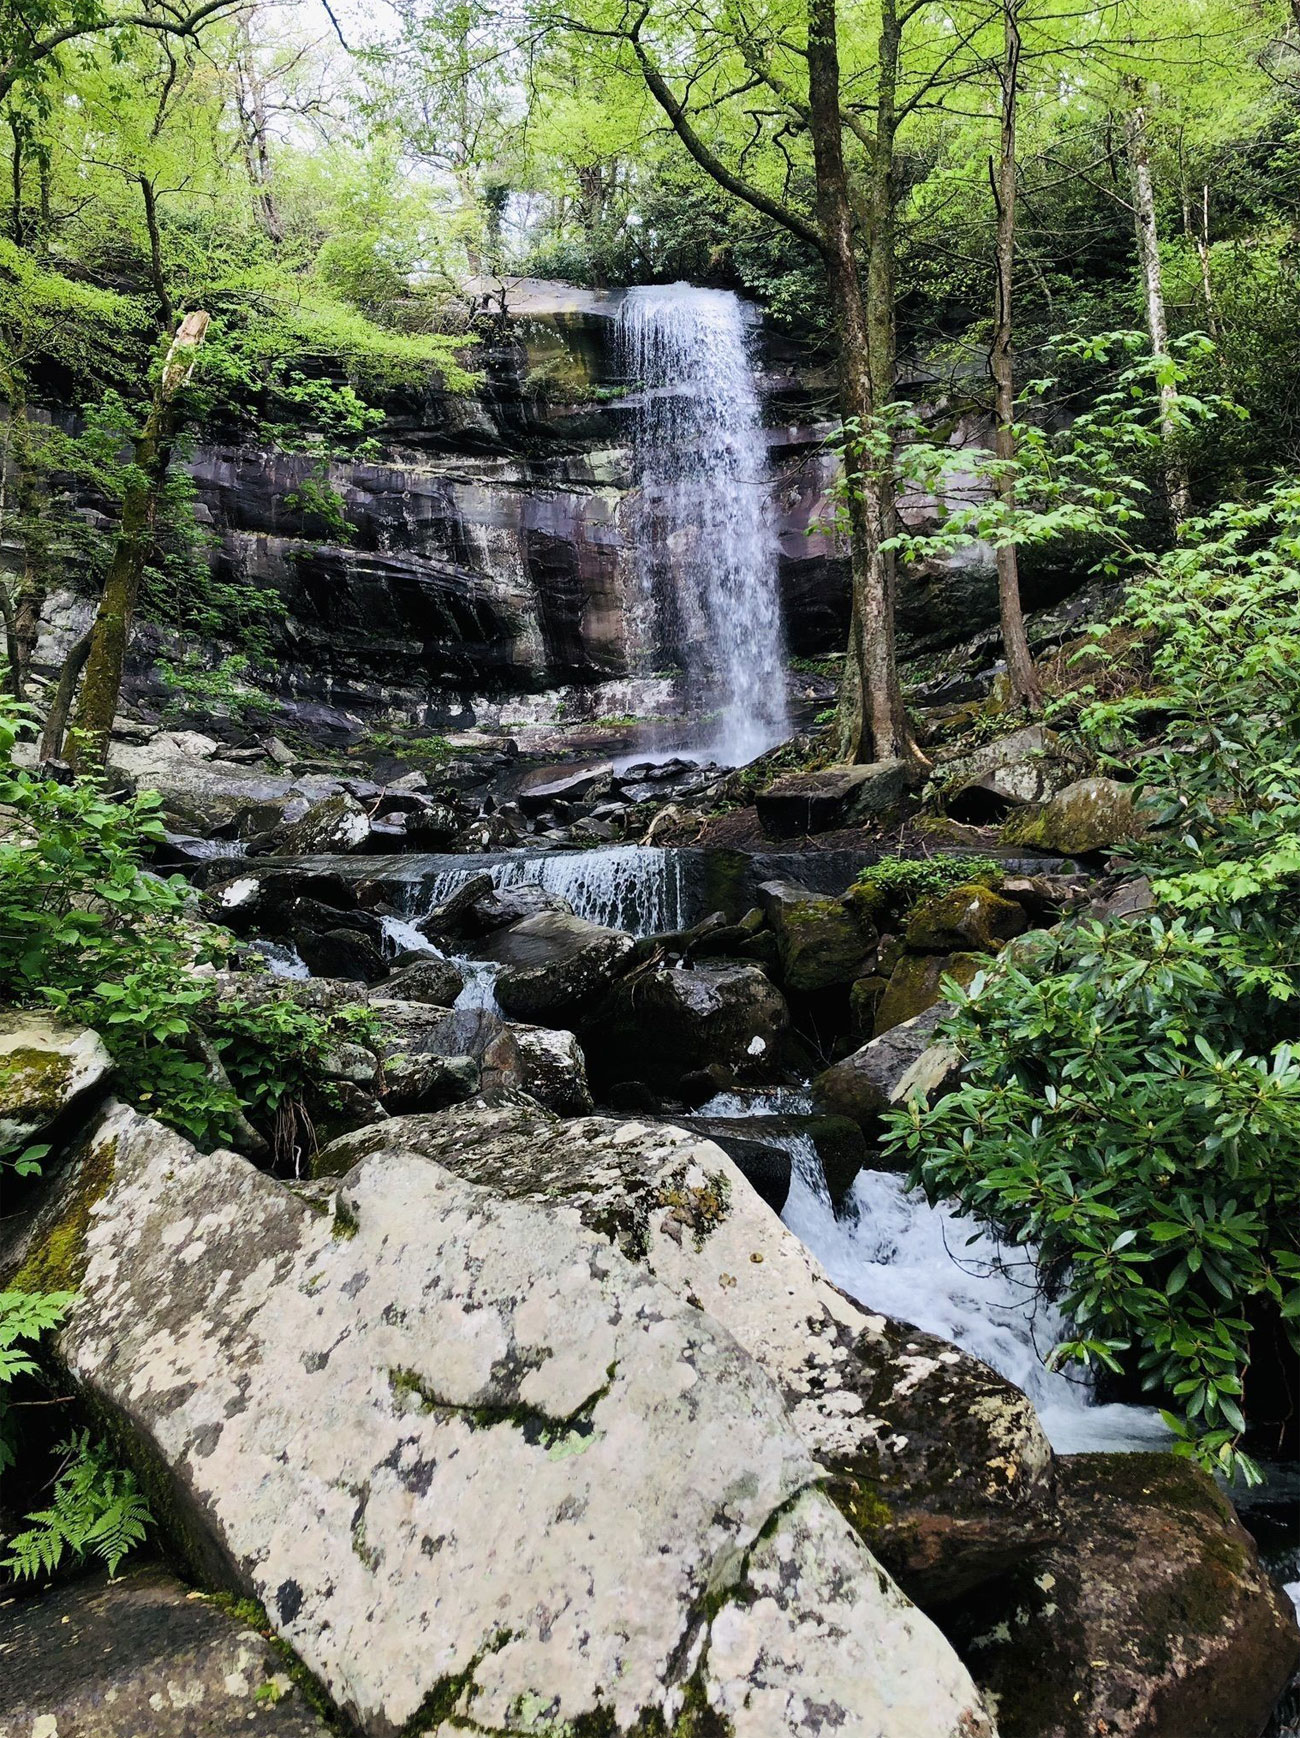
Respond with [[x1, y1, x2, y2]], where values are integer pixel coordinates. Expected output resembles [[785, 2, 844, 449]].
[[885, 484, 1300, 1481], [0, 698, 356, 1150], [3, 1431, 151, 1580], [853, 854, 1002, 911], [0, 1289, 74, 1451], [1, 1290, 150, 1583]]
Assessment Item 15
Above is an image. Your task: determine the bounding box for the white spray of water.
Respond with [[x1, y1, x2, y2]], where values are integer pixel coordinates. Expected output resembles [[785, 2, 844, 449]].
[[698, 1088, 1168, 1455], [617, 283, 789, 766], [783, 1156, 1169, 1454], [402, 846, 689, 938]]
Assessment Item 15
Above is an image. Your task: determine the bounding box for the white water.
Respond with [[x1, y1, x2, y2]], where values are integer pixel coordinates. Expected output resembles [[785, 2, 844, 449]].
[[618, 283, 789, 766], [399, 845, 689, 938], [699, 1089, 1168, 1455]]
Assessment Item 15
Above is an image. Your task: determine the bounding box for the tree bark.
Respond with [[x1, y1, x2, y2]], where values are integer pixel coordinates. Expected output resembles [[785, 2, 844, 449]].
[[990, 0, 1040, 704], [66, 311, 209, 773], [808, 0, 912, 765], [40, 629, 91, 762], [1124, 95, 1190, 526]]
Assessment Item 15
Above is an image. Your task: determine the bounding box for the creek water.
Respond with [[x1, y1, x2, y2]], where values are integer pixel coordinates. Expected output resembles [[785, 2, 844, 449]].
[[617, 283, 789, 766]]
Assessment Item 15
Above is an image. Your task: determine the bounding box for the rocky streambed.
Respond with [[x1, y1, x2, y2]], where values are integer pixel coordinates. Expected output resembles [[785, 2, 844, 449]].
[[4, 747, 1299, 1736]]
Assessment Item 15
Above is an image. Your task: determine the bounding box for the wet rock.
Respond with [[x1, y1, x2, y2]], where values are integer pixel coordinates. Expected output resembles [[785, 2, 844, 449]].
[[1003, 775, 1139, 855], [480, 910, 634, 1024], [320, 1101, 1056, 1614], [812, 1004, 960, 1133], [905, 883, 1029, 952], [461, 883, 574, 937], [955, 1453, 1300, 1738], [293, 926, 388, 986], [758, 879, 875, 992], [0, 1565, 331, 1737], [937, 724, 1081, 822], [0, 1014, 112, 1156], [37, 1101, 993, 1738], [269, 792, 373, 855], [413, 872, 496, 942], [875, 952, 984, 1034], [516, 760, 614, 815], [756, 760, 914, 836], [509, 1022, 594, 1115], [382, 958, 467, 1007], [593, 963, 790, 1094]]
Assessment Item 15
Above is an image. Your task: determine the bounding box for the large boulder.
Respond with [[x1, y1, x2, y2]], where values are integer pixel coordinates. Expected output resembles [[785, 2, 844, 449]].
[[1003, 775, 1140, 855], [478, 910, 634, 1024], [271, 792, 373, 856], [0, 1565, 330, 1737], [0, 1013, 111, 1155], [592, 963, 790, 1093], [26, 1102, 994, 1738], [812, 1003, 960, 1134], [954, 1453, 1300, 1738], [516, 761, 614, 815], [319, 1101, 1058, 1609], [937, 724, 1082, 821], [875, 951, 984, 1034], [758, 879, 874, 992], [756, 761, 913, 837], [382, 958, 466, 1007], [906, 883, 1028, 953]]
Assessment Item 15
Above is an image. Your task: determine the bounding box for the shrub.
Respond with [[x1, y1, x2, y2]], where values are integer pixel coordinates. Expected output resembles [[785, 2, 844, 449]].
[[884, 484, 1300, 1482], [853, 854, 1002, 913]]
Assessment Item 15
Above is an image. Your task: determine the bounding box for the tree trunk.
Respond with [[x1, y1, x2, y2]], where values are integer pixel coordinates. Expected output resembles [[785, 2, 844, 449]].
[[990, 0, 1040, 705], [39, 629, 91, 761], [807, 0, 912, 765], [1124, 95, 1190, 526], [66, 311, 209, 773]]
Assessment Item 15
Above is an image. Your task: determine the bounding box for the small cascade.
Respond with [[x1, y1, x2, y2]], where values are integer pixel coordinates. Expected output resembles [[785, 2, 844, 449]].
[[617, 283, 789, 766], [698, 1087, 1168, 1456], [782, 1160, 1169, 1455], [407, 845, 689, 938]]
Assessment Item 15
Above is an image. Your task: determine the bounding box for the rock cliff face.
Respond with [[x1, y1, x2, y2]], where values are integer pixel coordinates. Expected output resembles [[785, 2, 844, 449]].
[[181, 291, 853, 726], [30, 279, 1085, 736]]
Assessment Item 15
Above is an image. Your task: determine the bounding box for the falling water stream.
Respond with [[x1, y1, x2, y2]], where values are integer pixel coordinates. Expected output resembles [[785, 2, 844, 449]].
[[617, 284, 789, 766]]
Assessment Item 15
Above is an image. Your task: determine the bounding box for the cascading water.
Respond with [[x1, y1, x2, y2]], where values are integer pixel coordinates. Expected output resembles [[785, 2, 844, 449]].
[[392, 845, 690, 938], [699, 1088, 1170, 1456], [617, 283, 790, 766]]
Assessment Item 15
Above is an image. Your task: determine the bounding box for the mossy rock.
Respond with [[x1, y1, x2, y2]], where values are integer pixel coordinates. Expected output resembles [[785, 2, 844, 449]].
[[0, 1014, 113, 1157], [905, 884, 1028, 953], [952, 1453, 1300, 1738], [1001, 776, 1139, 855], [874, 952, 985, 1035], [757, 880, 874, 993]]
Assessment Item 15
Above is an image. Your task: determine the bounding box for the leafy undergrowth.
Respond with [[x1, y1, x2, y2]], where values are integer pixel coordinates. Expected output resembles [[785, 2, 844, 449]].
[[885, 484, 1300, 1483], [0, 698, 372, 1585]]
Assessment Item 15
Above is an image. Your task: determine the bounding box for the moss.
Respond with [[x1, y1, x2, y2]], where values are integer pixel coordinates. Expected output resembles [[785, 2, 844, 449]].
[[208, 1591, 348, 1733], [12, 1132, 119, 1292], [655, 1166, 731, 1249], [828, 1475, 894, 1538], [387, 1364, 618, 1458], [331, 1193, 359, 1239], [400, 1630, 513, 1735], [0, 1045, 74, 1119]]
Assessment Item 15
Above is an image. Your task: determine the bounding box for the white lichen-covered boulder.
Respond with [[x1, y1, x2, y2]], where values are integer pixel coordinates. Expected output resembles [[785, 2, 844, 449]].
[[0, 1012, 112, 1155], [320, 1100, 1056, 1607], [31, 1102, 994, 1738]]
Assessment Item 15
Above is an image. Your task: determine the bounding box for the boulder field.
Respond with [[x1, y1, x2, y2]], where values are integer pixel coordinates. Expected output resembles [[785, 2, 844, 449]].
[[3, 1019, 1298, 1738]]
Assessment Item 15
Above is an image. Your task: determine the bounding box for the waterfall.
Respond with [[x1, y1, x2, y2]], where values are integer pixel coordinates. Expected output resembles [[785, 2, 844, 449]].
[[617, 283, 790, 766], [397, 845, 690, 938]]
